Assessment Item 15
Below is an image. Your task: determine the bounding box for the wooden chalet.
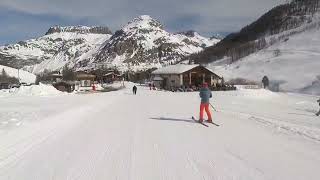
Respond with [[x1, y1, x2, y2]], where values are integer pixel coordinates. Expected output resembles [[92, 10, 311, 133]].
[[49, 72, 63, 82], [53, 81, 75, 93], [103, 71, 123, 83], [75, 71, 96, 87], [151, 64, 221, 90]]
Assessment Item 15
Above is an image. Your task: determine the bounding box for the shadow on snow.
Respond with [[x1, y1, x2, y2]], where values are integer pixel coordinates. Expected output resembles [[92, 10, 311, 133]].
[[150, 117, 196, 124]]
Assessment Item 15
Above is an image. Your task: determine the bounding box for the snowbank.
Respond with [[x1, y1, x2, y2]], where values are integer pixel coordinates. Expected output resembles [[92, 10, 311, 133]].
[[219, 89, 280, 100], [102, 81, 126, 89], [299, 80, 320, 96], [0, 83, 64, 97]]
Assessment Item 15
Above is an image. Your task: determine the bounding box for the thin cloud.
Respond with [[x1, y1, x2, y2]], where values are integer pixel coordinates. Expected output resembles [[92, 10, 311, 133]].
[[0, 0, 287, 44]]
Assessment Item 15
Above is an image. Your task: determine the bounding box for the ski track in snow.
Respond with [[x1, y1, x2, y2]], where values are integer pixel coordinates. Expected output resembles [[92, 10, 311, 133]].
[[0, 85, 320, 180]]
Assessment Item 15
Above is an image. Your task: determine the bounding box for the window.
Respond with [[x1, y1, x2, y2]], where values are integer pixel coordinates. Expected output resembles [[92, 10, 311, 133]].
[[81, 80, 91, 87]]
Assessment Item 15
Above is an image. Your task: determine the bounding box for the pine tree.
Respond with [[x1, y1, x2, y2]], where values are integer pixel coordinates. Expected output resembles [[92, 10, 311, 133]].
[[0, 69, 8, 82], [62, 66, 75, 81], [1, 69, 8, 78]]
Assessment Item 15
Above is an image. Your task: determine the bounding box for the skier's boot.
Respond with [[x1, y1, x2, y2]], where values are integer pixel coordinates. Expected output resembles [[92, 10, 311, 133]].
[[207, 119, 213, 123]]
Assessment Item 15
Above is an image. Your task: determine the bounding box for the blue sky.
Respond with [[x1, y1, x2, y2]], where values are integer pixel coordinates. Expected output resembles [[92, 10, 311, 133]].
[[0, 0, 286, 45]]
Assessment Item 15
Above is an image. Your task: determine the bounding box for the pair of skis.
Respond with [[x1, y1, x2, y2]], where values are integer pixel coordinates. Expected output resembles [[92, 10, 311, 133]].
[[192, 116, 220, 127]]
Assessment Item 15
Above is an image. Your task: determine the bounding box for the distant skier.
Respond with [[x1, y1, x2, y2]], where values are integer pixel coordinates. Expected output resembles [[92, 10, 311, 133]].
[[133, 85, 137, 95], [262, 76, 269, 89], [199, 82, 212, 123], [316, 98, 320, 116], [149, 83, 152, 90]]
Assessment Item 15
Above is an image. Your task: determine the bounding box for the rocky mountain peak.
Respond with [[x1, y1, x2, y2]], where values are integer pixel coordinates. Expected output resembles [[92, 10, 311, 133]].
[[122, 15, 164, 32], [45, 26, 112, 35], [176, 30, 197, 37], [210, 33, 224, 40]]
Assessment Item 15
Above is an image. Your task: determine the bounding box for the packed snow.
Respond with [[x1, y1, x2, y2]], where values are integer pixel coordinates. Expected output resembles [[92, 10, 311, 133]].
[[0, 84, 319, 180], [0, 65, 36, 83]]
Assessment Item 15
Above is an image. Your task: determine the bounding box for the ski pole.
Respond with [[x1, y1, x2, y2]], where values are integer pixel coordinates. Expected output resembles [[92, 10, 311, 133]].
[[209, 103, 217, 112]]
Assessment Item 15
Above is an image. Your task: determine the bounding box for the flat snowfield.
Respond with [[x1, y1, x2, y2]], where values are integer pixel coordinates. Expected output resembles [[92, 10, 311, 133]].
[[0, 85, 320, 180]]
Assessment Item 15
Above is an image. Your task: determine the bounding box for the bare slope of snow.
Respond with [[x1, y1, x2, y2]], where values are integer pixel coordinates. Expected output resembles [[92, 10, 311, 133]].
[[0, 64, 36, 83], [0, 85, 319, 180], [211, 21, 320, 95]]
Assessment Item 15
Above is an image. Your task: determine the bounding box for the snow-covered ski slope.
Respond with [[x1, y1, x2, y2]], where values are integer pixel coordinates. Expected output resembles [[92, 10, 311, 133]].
[[0, 85, 319, 180], [210, 18, 320, 95]]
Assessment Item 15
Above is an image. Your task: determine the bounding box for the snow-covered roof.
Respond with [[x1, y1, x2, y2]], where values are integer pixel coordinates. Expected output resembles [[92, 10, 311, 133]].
[[153, 76, 164, 81], [50, 73, 62, 77], [103, 72, 115, 76], [152, 64, 198, 75], [151, 64, 218, 75]]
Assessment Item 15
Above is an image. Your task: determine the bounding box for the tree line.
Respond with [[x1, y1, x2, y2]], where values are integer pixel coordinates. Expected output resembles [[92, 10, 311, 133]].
[[190, 0, 320, 64]]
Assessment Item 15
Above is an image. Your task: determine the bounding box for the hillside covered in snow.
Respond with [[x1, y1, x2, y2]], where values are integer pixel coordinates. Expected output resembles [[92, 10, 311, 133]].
[[210, 14, 320, 95], [0, 65, 36, 84], [198, 0, 320, 95]]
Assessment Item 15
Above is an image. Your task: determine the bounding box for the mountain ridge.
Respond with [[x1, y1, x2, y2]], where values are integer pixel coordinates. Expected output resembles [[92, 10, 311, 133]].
[[92, 15, 219, 71], [45, 26, 113, 35], [0, 16, 219, 74]]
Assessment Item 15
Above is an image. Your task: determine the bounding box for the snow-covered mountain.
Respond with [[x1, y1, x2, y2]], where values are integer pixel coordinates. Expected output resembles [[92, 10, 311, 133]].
[[0, 16, 218, 74], [92, 15, 219, 71], [0, 26, 112, 74]]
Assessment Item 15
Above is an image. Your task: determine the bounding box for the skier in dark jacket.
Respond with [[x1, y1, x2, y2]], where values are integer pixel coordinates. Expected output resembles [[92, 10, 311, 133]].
[[262, 76, 269, 89], [316, 98, 320, 116], [199, 82, 212, 123], [133, 85, 137, 95]]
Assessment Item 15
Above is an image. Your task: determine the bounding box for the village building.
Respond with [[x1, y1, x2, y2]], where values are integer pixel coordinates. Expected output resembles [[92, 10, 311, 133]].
[[0, 83, 10, 90], [102, 71, 123, 83], [53, 81, 75, 93], [151, 64, 221, 90], [74, 71, 96, 91], [49, 72, 63, 83], [90, 69, 122, 84]]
